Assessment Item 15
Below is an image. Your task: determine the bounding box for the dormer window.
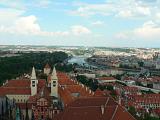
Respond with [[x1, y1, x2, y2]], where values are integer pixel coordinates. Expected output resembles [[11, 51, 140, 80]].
[[53, 81, 56, 87]]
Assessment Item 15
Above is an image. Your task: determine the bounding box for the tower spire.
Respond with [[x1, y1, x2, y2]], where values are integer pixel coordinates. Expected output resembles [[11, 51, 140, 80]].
[[51, 66, 58, 97], [51, 66, 57, 80], [31, 67, 36, 80], [30, 66, 38, 96]]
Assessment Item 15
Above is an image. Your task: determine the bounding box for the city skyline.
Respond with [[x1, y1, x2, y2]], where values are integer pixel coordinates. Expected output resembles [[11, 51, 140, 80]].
[[0, 0, 160, 47]]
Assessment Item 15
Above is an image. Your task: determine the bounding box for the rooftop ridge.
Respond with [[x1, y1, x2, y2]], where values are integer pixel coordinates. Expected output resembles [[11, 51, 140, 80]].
[[110, 105, 119, 120], [105, 97, 110, 107]]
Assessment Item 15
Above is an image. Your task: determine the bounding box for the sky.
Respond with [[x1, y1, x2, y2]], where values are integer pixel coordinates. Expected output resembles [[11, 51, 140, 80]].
[[0, 0, 160, 47]]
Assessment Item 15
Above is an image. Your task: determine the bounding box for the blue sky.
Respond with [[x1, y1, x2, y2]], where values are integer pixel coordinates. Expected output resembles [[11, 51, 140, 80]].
[[0, 0, 160, 47]]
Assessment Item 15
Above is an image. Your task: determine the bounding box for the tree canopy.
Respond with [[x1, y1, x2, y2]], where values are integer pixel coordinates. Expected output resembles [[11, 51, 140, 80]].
[[0, 52, 69, 85]]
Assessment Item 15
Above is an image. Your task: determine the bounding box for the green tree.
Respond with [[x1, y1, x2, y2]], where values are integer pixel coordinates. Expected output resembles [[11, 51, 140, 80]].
[[128, 106, 136, 117]]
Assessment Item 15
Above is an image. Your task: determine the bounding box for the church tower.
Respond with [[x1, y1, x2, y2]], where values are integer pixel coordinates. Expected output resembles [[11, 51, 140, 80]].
[[30, 67, 38, 96], [51, 67, 58, 97]]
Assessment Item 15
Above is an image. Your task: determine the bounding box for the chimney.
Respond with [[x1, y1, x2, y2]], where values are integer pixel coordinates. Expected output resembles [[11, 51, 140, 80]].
[[101, 105, 105, 115]]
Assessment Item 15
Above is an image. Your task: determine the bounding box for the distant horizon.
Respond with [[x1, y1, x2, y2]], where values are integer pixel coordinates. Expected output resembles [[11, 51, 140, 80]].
[[0, 44, 160, 49]]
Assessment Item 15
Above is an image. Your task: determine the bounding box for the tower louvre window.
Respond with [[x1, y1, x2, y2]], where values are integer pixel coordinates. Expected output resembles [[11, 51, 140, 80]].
[[32, 81, 36, 87], [53, 81, 56, 87]]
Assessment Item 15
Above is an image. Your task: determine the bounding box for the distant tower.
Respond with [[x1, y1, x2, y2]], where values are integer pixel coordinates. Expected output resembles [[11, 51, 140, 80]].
[[30, 67, 38, 96], [44, 63, 51, 75], [51, 67, 58, 97]]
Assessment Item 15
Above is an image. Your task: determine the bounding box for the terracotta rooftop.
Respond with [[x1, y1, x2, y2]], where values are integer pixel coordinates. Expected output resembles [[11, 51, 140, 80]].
[[3, 79, 30, 88], [0, 79, 46, 95], [0, 87, 31, 95], [54, 97, 136, 120]]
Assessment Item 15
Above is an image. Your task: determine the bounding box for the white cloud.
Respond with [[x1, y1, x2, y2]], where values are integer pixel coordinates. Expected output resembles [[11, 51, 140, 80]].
[[0, 15, 91, 37], [115, 21, 160, 40], [91, 21, 104, 26], [134, 21, 160, 39], [0, 8, 24, 25], [70, 3, 115, 17], [70, 25, 91, 35], [70, 0, 152, 18]]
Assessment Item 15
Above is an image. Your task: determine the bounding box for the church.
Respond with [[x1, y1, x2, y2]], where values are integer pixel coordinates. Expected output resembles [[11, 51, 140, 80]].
[[0, 64, 60, 120]]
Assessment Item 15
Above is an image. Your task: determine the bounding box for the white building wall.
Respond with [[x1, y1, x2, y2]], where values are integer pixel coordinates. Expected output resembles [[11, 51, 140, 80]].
[[6, 95, 30, 103]]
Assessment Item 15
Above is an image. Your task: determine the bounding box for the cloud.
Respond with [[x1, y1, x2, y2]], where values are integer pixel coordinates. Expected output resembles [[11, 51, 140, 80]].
[[70, 25, 91, 35], [70, 3, 115, 17], [0, 0, 26, 10], [133, 21, 160, 39], [36, 0, 51, 8], [70, 0, 152, 18], [0, 8, 24, 25], [91, 21, 104, 26], [115, 21, 160, 40], [0, 15, 91, 37]]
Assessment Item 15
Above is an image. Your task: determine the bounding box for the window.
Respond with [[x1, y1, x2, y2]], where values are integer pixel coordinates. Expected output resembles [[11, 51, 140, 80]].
[[37, 101, 40, 105], [53, 81, 56, 87], [45, 102, 47, 106], [54, 110, 57, 114], [32, 81, 36, 87]]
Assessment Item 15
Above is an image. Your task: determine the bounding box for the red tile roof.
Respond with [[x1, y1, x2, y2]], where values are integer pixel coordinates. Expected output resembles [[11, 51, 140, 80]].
[[54, 97, 136, 120], [3, 79, 30, 88], [0, 79, 46, 95], [0, 87, 31, 95]]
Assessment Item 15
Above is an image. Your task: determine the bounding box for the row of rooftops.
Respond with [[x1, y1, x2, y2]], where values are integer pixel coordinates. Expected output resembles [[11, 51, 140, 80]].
[[52, 72, 136, 120], [127, 94, 160, 104], [54, 97, 136, 120], [124, 76, 160, 83], [0, 65, 136, 120]]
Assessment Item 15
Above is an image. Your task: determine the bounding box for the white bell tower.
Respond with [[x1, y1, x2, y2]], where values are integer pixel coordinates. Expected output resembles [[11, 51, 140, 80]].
[[51, 67, 58, 97], [30, 67, 38, 96]]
